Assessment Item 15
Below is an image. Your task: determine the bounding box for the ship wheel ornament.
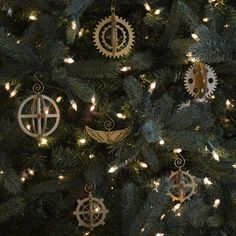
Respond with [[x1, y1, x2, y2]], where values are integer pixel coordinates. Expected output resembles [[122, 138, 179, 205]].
[[167, 153, 197, 203], [17, 77, 60, 138], [184, 63, 217, 98], [93, 0, 135, 58], [73, 183, 109, 230]]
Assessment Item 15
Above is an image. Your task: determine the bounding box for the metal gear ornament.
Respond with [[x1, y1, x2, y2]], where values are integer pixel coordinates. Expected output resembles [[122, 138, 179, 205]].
[[184, 63, 217, 98], [167, 153, 197, 203], [17, 77, 60, 139], [73, 183, 109, 230], [93, 0, 135, 58]]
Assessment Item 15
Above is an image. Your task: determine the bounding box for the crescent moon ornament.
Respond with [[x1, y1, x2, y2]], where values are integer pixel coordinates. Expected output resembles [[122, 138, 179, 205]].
[[93, 1, 135, 58], [17, 79, 60, 138], [184, 63, 217, 98]]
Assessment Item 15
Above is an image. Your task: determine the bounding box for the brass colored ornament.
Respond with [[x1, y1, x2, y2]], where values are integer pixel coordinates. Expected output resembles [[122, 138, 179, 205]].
[[73, 183, 109, 230], [93, 1, 135, 58], [184, 63, 217, 98], [167, 154, 197, 203], [86, 118, 130, 143], [17, 79, 60, 138]]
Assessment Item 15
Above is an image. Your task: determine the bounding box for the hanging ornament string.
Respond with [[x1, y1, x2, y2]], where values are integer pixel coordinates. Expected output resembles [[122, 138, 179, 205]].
[[32, 73, 44, 94], [111, 0, 117, 56], [111, 0, 116, 14]]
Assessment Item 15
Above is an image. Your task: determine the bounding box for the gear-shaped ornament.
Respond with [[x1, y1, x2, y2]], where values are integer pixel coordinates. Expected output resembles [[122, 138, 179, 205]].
[[184, 63, 217, 98], [17, 80, 60, 138], [93, 14, 135, 58], [73, 183, 109, 230], [168, 169, 197, 203]]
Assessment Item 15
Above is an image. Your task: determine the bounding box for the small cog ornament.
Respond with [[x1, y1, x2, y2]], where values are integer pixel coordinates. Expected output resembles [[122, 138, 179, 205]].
[[184, 63, 217, 98], [93, 14, 135, 58], [167, 153, 197, 203], [73, 183, 109, 230], [17, 79, 60, 138]]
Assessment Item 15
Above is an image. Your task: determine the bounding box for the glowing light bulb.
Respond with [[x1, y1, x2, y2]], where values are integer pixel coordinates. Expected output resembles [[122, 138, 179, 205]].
[[56, 96, 62, 103], [232, 163, 236, 169], [16, 40, 21, 44], [26, 124, 31, 131], [58, 175, 65, 180], [38, 138, 48, 147], [117, 113, 126, 119], [5, 83, 10, 91], [159, 139, 165, 145], [203, 17, 209, 22], [204, 177, 213, 185], [172, 203, 181, 212], [64, 57, 75, 64], [44, 107, 49, 115], [224, 24, 229, 28], [91, 96, 96, 105], [0, 170, 4, 174], [89, 154, 95, 159], [139, 162, 148, 168], [84, 232, 90, 236], [108, 165, 118, 173], [71, 21, 77, 30], [28, 168, 35, 176], [211, 95, 216, 99], [78, 138, 86, 145], [191, 33, 199, 41], [21, 177, 26, 182], [121, 66, 131, 72], [212, 150, 220, 161], [141, 228, 145, 232], [213, 199, 220, 208], [144, 2, 151, 11], [29, 14, 37, 21], [79, 28, 84, 37], [156, 233, 164, 236], [10, 89, 17, 97], [160, 214, 165, 220], [173, 148, 182, 153], [154, 8, 162, 15], [70, 100, 77, 111], [148, 81, 156, 93]]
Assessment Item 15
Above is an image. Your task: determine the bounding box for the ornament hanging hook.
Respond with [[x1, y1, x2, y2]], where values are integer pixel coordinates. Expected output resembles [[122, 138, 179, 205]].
[[174, 153, 185, 169], [104, 114, 115, 131], [85, 182, 96, 193], [33, 72, 44, 94], [111, 0, 116, 15]]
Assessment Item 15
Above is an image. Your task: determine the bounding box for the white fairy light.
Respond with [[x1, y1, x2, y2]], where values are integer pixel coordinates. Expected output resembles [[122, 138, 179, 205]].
[[27, 168, 35, 176], [148, 81, 156, 93], [213, 199, 220, 208], [154, 8, 162, 15], [141, 228, 145, 232], [89, 154, 95, 159], [144, 2, 151, 11], [117, 113, 126, 119], [90, 96, 96, 111], [71, 21, 77, 30], [159, 139, 165, 145], [79, 28, 84, 37], [173, 148, 182, 154], [172, 203, 181, 212], [139, 162, 148, 168], [211, 95, 216, 99], [78, 138, 86, 145], [156, 233, 164, 236], [232, 163, 236, 169], [204, 177, 213, 185], [84, 232, 90, 236], [21, 177, 26, 182], [38, 138, 48, 147], [224, 24, 229, 28], [16, 40, 21, 44], [160, 214, 166, 220], [26, 124, 31, 131], [191, 33, 200, 41], [5, 82, 10, 91], [202, 17, 209, 22], [29, 14, 37, 21], [70, 99, 77, 111], [211, 150, 220, 162], [44, 107, 49, 115], [121, 66, 131, 72], [108, 165, 119, 173], [10, 88, 17, 97], [56, 96, 62, 103], [64, 57, 75, 64], [58, 175, 65, 180], [0, 170, 4, 174]]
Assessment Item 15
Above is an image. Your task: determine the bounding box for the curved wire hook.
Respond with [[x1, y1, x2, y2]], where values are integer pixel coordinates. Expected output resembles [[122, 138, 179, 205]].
[[33, 73, 44, 94]]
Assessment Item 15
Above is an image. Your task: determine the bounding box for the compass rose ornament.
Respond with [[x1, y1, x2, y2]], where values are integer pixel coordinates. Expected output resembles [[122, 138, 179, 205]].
[[167, 153, 197, 203], [184, 63, 218, 99], [93, 0, 135, 58], [73, 183, 109, 230], [17, 77, 60, 138]]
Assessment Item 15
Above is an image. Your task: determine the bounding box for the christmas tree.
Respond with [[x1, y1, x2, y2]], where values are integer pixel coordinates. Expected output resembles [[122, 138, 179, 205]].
[[0, 0, 236, 235]]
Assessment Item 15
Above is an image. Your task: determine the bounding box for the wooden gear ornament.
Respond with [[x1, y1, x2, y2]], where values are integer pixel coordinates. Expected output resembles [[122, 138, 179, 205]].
[[73, 183, 109, 230], [184, 63, 217, 98], [93, 0, 135, 58], [167, 153, 197, 203], [17, 77, 60, 138], [86, 118, 130, 144]]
